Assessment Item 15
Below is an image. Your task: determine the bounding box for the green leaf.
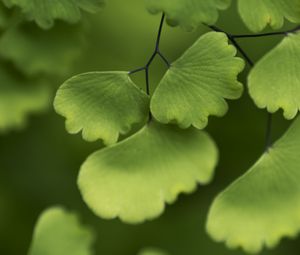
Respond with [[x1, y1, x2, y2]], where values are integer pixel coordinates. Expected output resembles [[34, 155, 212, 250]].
[[248, 32, 300, 120], [150, 32, 244, 129], [238, 0, 300, 32], [207, 116, 300, 253], [2, 0, 105, 29], [138, 248, 169, 255], [145, 0, 231, 30], [28, 207, 94, 255], [54, 72, 149, 145], [0, 22, 84, 76], [0, 66, 50, 133], [78, 121, 218, 224]]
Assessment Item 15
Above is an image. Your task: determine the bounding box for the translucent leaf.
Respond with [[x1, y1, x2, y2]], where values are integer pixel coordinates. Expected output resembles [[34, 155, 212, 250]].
[[54, 72, 150, 145], [248, 32, 300, 120], [0, 67, 50, 133], [2, 0, 105, 29], [238, 0, 300, 32], [28, 207, 94, 255], [145, 0, 231, 30], [151, 32, 244, 129], [0, 22, 84, 76], [207, 116, 300, 253], [138, 248, 169, 255], [78, 121, 218, 224]]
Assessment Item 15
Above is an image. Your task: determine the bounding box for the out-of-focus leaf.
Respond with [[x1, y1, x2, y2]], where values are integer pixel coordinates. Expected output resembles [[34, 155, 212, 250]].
[[2, 0, 105, 29], [0, 66, 50, 133], [0, 22, 84, 76], [28, 207, 94, 255], [145, 0, 231, 30]]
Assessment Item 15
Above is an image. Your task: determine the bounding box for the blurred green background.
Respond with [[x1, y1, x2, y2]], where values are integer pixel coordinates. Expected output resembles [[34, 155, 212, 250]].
[[0, 0, 298, 254]]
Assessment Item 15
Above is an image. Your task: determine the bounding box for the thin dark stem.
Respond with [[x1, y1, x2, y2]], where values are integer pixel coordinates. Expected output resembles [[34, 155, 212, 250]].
[[129, 13, 169, 122], [231, 25, 300, 39], [208, 25, 254, 67], [208, 24, 274, 151], [129, 13, 170, 79]]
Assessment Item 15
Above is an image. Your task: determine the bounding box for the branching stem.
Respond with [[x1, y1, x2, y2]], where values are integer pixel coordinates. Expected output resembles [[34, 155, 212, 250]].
[[129, 13, 170, 93], [208, 24, 277, 151]]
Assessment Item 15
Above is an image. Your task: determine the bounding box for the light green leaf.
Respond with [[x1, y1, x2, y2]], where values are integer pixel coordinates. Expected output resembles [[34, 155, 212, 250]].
[[151, 32, 244, 129], [78, 121, 218, 224], [238, 0, 300, 32], [248, 32, 300, 120], [0, 22, 84, 76], [145, 0, 231, 30], [0, 67, 50, 133], [28, 207, 94, 255], [207, 116, 300, 253], [138, 248, 169, 255], [2, 0, 105, 29], [54, 72, 149, 145]]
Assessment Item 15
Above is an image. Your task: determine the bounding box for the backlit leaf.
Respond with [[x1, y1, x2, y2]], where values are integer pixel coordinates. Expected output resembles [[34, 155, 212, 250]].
[[78, 121, 218, 224], [248, 32, 300, 120], [0, 66, 50, 133], [238, 0, 300, 32], [54, 72, 149, 145], [2, 0, 105, 29], [207, 116, 300, 253], [151, 32, 244, 129], [28, 207, 94, 255], [145, 0, 231, 30]]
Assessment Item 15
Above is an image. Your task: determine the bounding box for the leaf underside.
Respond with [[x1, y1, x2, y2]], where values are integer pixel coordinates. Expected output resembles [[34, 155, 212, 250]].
[[151, 32, 244, 129], [238, 0, 300, 32], [2, 0, 105, 29], [78, 121, 218, 224], [207, 116, 300, 254], [28, 207, 94, 255], [145, 0, 231, 30], [54, 71, 149, 145], [249, 32, 300, 120]]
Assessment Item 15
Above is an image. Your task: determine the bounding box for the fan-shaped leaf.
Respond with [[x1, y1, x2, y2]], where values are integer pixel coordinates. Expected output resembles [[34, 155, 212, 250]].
[[249, 32, 300, 120], [145, 0, 231, 30], [207, 116, 300, 253], [54, 72, 149, 145], [0, 67, 50, 133], [150, 32, 244, 129], [28, 207, 94, 255], [2, 0, 105, 29], [78, 121, 218, 224], [0, 22, 84, 76], [238, 0, 300, 32]]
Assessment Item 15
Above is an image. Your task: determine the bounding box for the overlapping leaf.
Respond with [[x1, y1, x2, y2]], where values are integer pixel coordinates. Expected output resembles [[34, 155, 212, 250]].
[[54, 72, 149, 145], [207, 116, 300, 253], [0, 66, 50, 133], [151, 32, 244, 129], [78, 121, 218, 223], [238, 0, 300, 32], [0, 22, 84, 76], [249, 32, 300, 119], [145, 0, 231, 30], [28, 207, 94, 255], [2, 0, 105, 29]]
